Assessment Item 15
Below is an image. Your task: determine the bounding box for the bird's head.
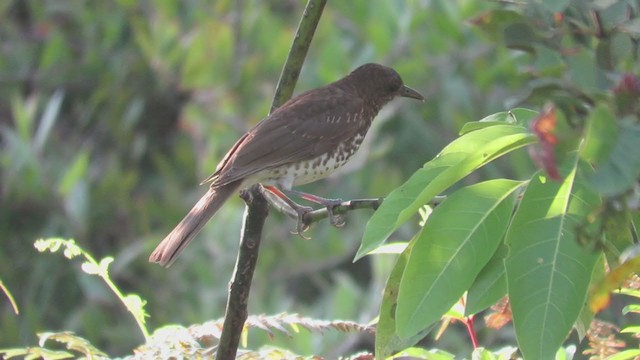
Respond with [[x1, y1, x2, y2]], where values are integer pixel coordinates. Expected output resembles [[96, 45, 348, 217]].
[[346, 63, 424, 106]]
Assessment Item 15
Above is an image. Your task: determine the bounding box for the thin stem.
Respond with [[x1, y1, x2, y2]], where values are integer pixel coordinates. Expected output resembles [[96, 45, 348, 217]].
[[83, 251, 150, 341], [0, 280, 19, 315], [271, 0, 328, 113], [464, 315, 479, 349], [34, 239, 150, 341], [215, 1, 327, 358]]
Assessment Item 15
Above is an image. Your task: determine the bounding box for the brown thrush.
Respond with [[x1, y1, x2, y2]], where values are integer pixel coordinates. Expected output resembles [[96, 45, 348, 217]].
[[150, 63, 424, 267]]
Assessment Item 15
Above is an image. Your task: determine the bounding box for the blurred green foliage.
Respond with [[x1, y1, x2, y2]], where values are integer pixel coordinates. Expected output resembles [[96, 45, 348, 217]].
[[1, 0, 638, 358]]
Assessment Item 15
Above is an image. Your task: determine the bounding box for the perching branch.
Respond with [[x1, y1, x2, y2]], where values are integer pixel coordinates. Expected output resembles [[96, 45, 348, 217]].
[[215, 186, 268, 360], [216, 1, 327, 359], [258, 185, 384, 228], [259, 185, 447, 230]]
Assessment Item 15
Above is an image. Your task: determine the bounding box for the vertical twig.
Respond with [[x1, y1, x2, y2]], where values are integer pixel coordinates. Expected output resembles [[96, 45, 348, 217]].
[[271, 0, 328, 113], [231, 0, 245, 85], [216, 189, 268, 360], [215, 1, 328, 359]]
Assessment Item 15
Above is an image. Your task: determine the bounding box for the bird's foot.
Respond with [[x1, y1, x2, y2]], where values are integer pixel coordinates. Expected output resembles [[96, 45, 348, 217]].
[[289, 204, 314, 239], [289, 190, 346, 228], [320, 198, 346, 228]]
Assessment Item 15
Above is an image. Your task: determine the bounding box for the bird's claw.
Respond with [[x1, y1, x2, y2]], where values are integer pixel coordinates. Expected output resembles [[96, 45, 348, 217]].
[[291, 227, 311, 240], [323, 199, 345, 228], [329, 213, 346, 227], [290, 205, 313, 239], [286, 197, 347, 236]]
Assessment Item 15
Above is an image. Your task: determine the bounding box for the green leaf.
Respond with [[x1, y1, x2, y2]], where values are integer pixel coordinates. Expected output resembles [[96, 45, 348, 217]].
[[124, 294, 149, 326], [393, 126, 531, 231], [358, 124, 535, 260], [633, 212, 640, 241], [606, 349, 640, 360], [540, 0, 570, 13], [98, 257, 114, 274], [567, 49, 598, 92], [619, 18, 640, 36], [33, 90, 64, 153], [396, 179, 523, 339], [504, 22, 537, 53], [466, 243, 509, 316], [619, 287, 640, 299], [34, 238, 81, 258], [505, 164, 600, 360], [469, 9, 525, 40], [38, 331, 107, 358], [603, 207, 635, 268], [556, 345, 577, 360], [587, 120, 640, 196], [375, 240, 433, 358], [34, 238, 58, 253], [532, 45, 565, 76], [620, 325, 640, 333], [623, 303, 640, 315], [81, 261, 100, 275], [390, 347, 456, 360], [596, 34, 632, 71], [10, 92, 37, 144], [576, 255, 604, 340], [472, 347, 497, 360], [459, 108, 538, 134], [358, 153, 460, 260], [0, 347, 74, 360], [580, 104, 617, 165], [58, 151, 90, 196], [368, 242, 408, 255]]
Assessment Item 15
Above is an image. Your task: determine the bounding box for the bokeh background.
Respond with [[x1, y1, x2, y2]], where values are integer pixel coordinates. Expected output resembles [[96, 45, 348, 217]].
[[1, 0, 636, 358]]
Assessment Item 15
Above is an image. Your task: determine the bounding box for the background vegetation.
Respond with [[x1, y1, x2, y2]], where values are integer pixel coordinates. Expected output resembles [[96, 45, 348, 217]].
[[1, 0, 638, 358]]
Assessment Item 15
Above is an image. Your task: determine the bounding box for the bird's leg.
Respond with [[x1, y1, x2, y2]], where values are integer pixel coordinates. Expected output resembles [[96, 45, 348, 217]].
[[286, 190, 346, 227], [263, 186, 313, 238]]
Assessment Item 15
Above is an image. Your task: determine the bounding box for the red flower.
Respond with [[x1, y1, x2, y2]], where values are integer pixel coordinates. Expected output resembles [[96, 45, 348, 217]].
[[529, 104, 562, 181]]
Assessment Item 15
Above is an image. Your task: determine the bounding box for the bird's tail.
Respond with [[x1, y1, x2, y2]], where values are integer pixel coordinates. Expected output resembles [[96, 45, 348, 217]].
[[149, 181, 241, 267]]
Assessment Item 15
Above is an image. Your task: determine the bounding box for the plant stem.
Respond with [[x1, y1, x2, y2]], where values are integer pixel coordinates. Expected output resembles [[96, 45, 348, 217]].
[[271, 0, 328, 113], [464, 315, 479, 349], [215, 1, 327, 358], [84, 251, 150, 341], [216, 187, 269, 359], [0, 280, 19, 315]]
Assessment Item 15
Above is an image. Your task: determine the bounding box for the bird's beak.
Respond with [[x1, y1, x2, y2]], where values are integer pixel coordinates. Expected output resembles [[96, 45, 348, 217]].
[[399, 85, 425, 101]]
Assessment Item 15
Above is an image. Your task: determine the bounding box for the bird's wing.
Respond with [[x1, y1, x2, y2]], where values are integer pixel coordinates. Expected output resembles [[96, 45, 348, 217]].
[[206, 85, 366, 187]]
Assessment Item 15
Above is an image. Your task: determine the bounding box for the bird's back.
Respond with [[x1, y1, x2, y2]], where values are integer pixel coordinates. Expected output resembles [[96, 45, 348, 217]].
[[206, 83, 376, 189]]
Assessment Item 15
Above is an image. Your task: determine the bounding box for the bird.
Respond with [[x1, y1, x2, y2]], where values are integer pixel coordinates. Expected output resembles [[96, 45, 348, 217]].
[[149, 63, 424, 267]]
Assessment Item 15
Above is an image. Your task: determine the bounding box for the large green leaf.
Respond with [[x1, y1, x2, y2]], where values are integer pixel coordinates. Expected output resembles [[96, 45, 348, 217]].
[[396, 179, 524, 338], [375, 240, 433, 358], [575, 255, 605, 341], [357, 152, 462, 260], [580, 104, 617, 165], [465, 243, 509, 316], [357, 123, 535, 260], [587, 120, 640, 196], [602, 207, 635, 268], [505, 164, 601, 360]]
